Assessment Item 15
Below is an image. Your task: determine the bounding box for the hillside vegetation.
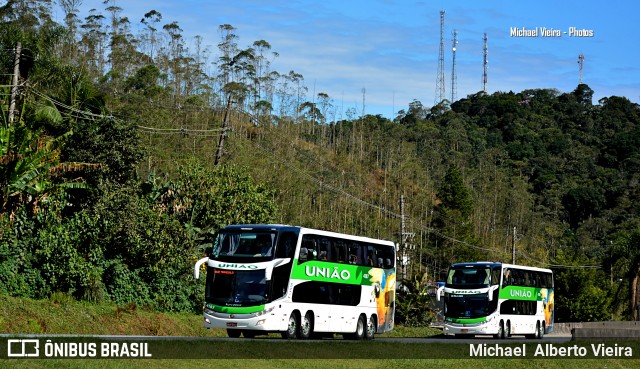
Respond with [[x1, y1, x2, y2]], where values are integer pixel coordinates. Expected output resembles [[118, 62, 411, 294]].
[[1, 1, 639, 324]]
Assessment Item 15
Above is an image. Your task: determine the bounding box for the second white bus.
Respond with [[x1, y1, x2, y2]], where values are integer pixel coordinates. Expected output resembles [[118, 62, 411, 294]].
[[437, 262, 554, 339]]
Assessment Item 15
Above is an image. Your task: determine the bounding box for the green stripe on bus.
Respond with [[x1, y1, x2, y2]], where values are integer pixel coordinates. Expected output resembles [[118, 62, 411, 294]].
[[291, 259, 376, 285], [207, 304, 265, 314], [498, 286, 544, 301], [446, 317, 487, 324]]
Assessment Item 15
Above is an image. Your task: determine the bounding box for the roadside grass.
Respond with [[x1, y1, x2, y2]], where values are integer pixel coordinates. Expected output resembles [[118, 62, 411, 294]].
[[1, 358, 639, 369], [0, 293, 441, 338]]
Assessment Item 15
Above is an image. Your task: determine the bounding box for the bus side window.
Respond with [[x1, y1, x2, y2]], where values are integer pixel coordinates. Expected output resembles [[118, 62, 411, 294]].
[[299, 235, 317, 263], [373, 246, 385, 268], [276, 232, 297, 259], [503, 269, 511, 286], [491, 268, 501, 285], [348, 242, 360, 265], [523, 271, 532, 286], [365, 245, 376, 267], [333, 240, 347, 263], [319, 238, 330, 261]]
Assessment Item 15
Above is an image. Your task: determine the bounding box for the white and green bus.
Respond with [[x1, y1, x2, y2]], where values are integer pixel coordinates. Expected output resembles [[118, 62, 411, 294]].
[[436, 262, 554, 339], [194, 224, 396, 339]]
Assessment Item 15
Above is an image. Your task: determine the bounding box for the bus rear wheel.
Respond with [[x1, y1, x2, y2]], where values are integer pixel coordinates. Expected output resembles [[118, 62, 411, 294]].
[[299, 312, 313, 339], [537, 322, 545, 339], [365, 315, 376, 340]]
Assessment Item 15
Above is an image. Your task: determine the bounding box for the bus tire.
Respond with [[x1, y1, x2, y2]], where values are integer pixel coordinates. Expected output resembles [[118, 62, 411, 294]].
[[282, 312, 299, 339], [495, 321, 505, 339], [537, 321, 545, 339], [365, 315, 376, 340], [506, 321, 511, 338], [355, 314, 366, 340], [242, 330, 256, 338], [299, 311, 313, 339], [227, 329, 241, 338]]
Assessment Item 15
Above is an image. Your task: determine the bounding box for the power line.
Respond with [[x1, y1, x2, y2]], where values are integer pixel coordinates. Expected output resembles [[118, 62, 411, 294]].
[[136, 125, 223, 133], [30, 89, 113, 120], [239, 113, 601, 270], [26, 87, 604, 270]]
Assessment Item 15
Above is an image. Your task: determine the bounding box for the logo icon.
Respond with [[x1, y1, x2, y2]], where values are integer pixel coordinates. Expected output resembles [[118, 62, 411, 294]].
[[7, 339, 40, 357]]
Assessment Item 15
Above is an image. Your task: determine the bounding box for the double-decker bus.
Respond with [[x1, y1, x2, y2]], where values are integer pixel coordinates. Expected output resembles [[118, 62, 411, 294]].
[[194, 224, 396, 339], [436, 262, 553, 339]]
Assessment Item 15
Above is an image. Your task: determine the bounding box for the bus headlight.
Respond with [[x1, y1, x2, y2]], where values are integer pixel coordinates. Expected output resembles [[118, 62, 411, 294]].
[[253, 306, 274, 317]]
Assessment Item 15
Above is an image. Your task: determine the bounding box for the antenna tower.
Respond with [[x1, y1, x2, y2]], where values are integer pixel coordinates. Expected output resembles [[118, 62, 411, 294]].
[[451, 29, 458, 102], [578, 54, 584, 84], [482, 32, 488, 94], [435, 10, 446, 104]]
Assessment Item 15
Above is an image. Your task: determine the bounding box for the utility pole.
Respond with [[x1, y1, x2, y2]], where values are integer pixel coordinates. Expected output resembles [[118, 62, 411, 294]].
[[400, 195, 406, 280], [399, 195, 415, 280], [214, 94, 233, 166], [512, 226, 516, 264], [8, 42, 21, 125]]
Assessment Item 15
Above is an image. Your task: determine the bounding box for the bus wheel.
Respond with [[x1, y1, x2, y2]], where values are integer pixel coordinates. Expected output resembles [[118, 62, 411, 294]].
[[242, 330, 256, 339], [526, 322, 540, 339], [227, 329, 241, 338], [365, 315, 376, 340], [299, 312, 313, 339], [537, 322, 545, 339], [355, 315, 366, 340], [282, 312, 299, 339], [495, 321, 504, 339], [505, 321, 511, 338]]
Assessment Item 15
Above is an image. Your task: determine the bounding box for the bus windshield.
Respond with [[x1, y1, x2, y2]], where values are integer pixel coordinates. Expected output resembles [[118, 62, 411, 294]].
[[445, 292, 493, 318], [446, 267, 491, 287], [205, 268, 269, 307], [211, 231, 277, 262]]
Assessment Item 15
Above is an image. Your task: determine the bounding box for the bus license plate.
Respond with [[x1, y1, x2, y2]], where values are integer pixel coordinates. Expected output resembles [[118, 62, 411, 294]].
[[460, 329, 468, 333], [227, 322, 237, 327]]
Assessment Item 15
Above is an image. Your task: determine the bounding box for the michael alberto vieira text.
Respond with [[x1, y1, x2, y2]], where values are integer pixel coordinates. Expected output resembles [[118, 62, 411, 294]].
[[470, 343, 633, 358]]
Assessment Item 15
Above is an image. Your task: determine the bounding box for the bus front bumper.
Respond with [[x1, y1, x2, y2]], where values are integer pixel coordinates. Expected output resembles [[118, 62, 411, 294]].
[[203, 307, 284, 331], [444, 318, 498, 336]]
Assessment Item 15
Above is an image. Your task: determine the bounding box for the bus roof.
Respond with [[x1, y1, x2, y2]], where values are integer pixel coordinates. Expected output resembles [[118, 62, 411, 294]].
[[450, 261, 552, 273], [219, 224, 394, 246]]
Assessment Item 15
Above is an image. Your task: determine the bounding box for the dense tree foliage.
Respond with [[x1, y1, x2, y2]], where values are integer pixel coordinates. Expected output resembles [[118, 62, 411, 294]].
[[0, 2, 639, 321]]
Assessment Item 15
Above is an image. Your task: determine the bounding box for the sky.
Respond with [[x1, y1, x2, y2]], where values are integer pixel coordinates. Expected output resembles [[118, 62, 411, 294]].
[[53, 0, 640, 119]]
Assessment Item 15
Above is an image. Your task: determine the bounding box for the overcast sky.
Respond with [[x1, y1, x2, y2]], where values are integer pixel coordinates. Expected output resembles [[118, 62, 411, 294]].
[[54, 0, 640, 119]]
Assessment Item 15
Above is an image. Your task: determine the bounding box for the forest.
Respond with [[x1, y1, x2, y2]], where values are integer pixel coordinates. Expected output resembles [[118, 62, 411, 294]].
[[1, 1, 639, 323]]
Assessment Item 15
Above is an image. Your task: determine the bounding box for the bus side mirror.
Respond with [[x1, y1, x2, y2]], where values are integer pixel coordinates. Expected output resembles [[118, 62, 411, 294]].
[[194, 257, 209, 279], [436, 285, 445, 302], [488, 285, 499, 301]]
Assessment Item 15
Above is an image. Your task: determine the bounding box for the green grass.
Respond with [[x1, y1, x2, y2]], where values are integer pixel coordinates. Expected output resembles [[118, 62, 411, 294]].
[[0, 293, 441, 338], [1, 358, 639, 369]]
